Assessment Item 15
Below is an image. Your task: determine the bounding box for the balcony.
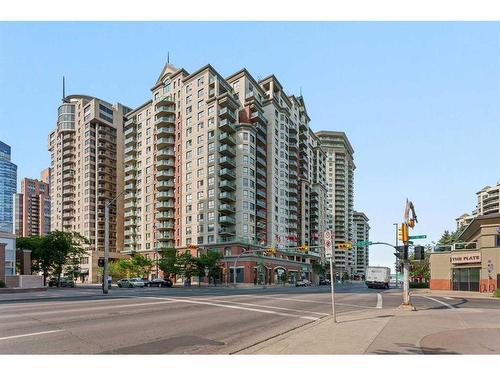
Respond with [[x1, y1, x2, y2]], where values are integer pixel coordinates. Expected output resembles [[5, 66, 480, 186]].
[[219, 215, 236, 225], [157, 159, 175, 169], [157, 148, 175, 159], [124, 192, 136, 201], [124, 201, 136, 210], [157, 191, 175, 199], [219, 191, 236, 202], [219, 156, 235, 168], [157, 222, 175, 230], [256, 178, 266, 187], [256, 199, 266, 208], [219, 204, 235, 214], [124, 211, 137, 218], [155, 105, 175, 116], [218, 107, 236, 121], [250, 110, 266, 125], [157, 180, 175, 190], [219, 168, 236, 180], [156, 124, 175, 137], [124, 165, 136, 174], [157, 170, 175, 180], [157, 137, 175, 148], [219, 144, 236, 157], [219, 118, 235, 133], [124, 127, 136, 137], [218, 228, 236, 236], [157, 201, 175, 210], [124, 219, 136, 226], [256, 146, 266, 157], [124, 146, 136, 155], [219, 180, 236, 191], [156, 95, 175, 106], [124, 173, 137, 182], [124, 135, 136, 147], [124, 155, 137, 164], [125, 183, 136, 191], [219, 132, 236, 145], [156, 211, 174, 219]]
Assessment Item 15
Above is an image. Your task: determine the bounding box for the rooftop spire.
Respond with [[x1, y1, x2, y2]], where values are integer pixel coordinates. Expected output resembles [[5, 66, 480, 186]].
[[167, 52, 170, 65]]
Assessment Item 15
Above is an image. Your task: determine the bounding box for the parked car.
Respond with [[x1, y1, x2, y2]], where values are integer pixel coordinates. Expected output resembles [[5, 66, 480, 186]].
[[295, 279, 312, 287], [48, 277, 75, 288], [147, 278, 174, 287], [141, 278, 151, 287], [319, 278, 331, 286], [117, 278, 145, 288]]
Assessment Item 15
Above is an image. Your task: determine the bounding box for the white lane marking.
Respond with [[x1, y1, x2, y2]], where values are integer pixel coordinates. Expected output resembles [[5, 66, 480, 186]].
[[139, 296, 319, 320], [444, 297, 454, 300], [376, 293, 383, 309], [0, 296, 135, 310], [191, 297, 329, 316], [224, 294, 378, 309], [0, 330, 64, 341], [0, 300, 181, 319], [420, 295, 456, 309]]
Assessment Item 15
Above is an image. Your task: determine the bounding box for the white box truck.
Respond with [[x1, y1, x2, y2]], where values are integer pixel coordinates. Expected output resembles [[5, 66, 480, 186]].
[[365, 266, 391, 289]]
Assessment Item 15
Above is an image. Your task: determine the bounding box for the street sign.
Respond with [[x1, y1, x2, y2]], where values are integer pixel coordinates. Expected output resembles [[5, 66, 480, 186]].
[[408, 235, 426, 240], [324, 230, 333, 258], [356, 241, 372, 247]]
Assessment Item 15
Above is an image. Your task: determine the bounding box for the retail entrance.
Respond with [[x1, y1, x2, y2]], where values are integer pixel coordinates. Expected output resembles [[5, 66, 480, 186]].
[[452, 267, 480, 292]]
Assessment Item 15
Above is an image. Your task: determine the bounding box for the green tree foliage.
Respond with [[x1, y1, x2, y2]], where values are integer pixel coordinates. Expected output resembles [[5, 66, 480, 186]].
[[158, 248, 180, 277], [312, 262, 326, 277], [438, 229, 460, 245], [194, 251, 222, 285], [16, 231, 88, 285]]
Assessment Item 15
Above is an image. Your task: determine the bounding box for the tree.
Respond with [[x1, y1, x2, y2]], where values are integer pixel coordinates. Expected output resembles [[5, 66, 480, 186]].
[[312, 263, 326, 277], [17, 231, 88, 285], [195, 251, 222, 286], [438, 229, 460, 245], [129, 253, 154, 278], [158, 248, 180, 278]]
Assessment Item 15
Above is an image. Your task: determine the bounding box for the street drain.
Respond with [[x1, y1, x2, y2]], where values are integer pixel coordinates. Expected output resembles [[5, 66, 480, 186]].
[[102, 335, 225, 354]]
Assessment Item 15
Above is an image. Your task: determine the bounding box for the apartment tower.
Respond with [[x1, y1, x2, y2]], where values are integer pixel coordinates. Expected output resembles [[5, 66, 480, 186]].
[[316, 131, 355, 277], [13, 169, 51, 237], [48, 95, 130, 282], [123, 62, 322, 283], [353, 211, 370, 278]]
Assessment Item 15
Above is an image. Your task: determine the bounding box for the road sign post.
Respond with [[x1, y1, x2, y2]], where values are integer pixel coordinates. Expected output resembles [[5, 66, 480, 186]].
[[324, 230, 336, 323]]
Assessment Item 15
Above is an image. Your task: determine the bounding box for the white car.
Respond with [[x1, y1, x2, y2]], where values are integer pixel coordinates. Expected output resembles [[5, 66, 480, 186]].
[[295, 279, 312, 287], [117, 278, 145, 288]]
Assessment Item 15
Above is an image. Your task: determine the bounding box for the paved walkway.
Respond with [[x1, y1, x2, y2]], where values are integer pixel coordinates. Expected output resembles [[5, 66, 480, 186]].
[[239, 301, 500, 354]]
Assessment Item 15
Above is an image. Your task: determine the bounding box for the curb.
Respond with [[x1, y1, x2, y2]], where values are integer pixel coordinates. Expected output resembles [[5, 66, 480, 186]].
[[0, 287, 47, 294]]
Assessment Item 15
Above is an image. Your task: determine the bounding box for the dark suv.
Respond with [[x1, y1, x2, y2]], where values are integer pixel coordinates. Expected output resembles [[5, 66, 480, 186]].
[[48, 277, 75, 287]]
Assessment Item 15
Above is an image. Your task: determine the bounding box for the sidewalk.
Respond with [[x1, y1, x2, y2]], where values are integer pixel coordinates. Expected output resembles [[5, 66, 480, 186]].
[[239, 304, 500, 354], [411, 288, 498, 300]]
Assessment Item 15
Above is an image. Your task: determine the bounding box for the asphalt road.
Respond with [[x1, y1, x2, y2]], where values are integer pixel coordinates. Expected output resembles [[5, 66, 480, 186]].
[[0, 283, 499, 354]]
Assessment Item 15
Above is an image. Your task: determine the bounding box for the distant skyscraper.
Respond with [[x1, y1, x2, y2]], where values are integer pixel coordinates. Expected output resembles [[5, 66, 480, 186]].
[[13, 169, 51, 237], [353, 211, 370, 278], [0, 140, 17, 233]]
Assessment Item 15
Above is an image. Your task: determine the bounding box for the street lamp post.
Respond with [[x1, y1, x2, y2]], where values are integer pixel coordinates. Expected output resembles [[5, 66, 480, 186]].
[[103, 188, 129, 295], [393, 223, 399, 287]]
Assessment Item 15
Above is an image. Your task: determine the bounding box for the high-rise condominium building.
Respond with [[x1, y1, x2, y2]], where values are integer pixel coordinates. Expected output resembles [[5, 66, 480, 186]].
[[48, 95, 130, 282], [13, 168, 51, 237], [456, 183, 500, 231], [122, 63, 325, 284], [353, 211, 370, 278], [316, 131, 355, 277], [0, 140, 17, 233]]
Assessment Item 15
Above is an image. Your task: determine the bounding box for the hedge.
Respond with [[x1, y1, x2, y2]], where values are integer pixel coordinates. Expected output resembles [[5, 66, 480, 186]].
[[410, 282, 429, 288]]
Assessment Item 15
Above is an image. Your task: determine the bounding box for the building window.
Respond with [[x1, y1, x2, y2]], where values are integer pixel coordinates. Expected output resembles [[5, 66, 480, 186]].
[[497, 235, 500, 247]]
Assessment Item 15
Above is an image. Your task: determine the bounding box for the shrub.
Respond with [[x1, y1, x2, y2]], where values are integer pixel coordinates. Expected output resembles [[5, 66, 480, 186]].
[[410, 282, 429, 288], [0, 280, 6, 288], [494, 288, 500, 298]]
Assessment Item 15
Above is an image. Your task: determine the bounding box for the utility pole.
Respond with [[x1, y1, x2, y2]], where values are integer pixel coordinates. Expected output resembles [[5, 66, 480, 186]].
[[399, 199, 417, 310], [393, 223, 398, 287]]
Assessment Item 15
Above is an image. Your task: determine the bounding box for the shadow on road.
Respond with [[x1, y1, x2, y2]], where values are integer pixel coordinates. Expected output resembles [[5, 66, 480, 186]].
[[372, 342, 459, 355]]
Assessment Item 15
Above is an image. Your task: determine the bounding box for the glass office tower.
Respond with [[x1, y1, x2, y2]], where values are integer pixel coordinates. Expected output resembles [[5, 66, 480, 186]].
[[0, 140, 17, 233]]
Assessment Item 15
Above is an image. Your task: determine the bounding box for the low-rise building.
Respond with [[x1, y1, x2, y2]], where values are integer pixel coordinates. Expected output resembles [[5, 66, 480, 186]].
[[430, 214, 500, 293]]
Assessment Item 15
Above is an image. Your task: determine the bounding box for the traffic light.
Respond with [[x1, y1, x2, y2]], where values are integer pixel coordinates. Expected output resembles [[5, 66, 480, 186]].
[[394, 245, 408, 260], [98, 258, 105, 267], [414, 245, 425, 261], [298, 245, 308, 252], [398, 223, 408, 243]]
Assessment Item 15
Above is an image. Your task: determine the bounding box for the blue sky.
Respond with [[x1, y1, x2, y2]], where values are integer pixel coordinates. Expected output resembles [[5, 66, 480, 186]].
[[1, 22, 499, 270]]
